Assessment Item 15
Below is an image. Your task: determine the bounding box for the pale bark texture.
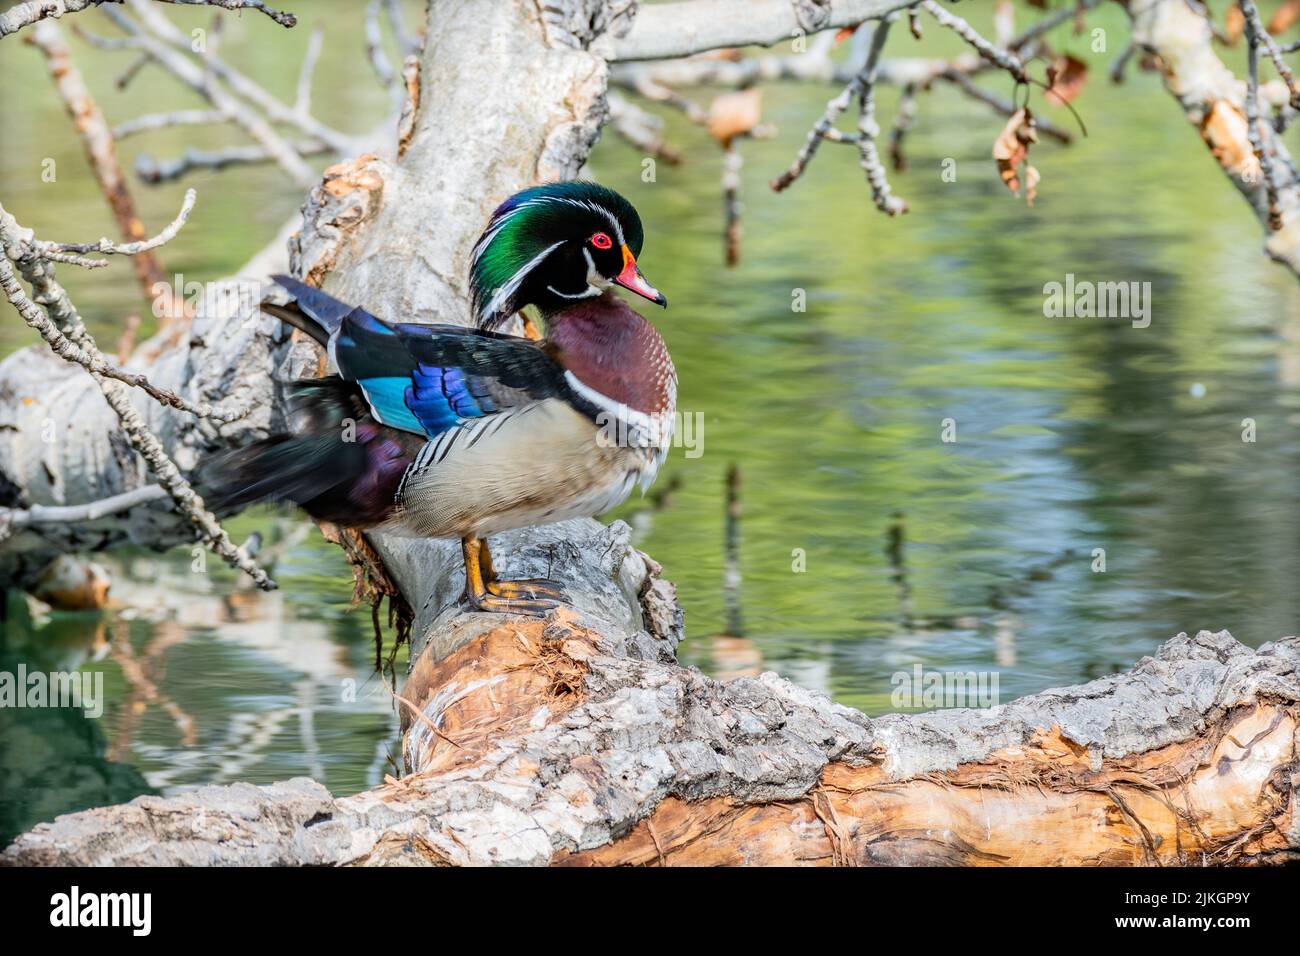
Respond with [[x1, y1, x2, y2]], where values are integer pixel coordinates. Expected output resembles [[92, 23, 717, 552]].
[[4, 629, 1298, 866], [1124, 0, 1300, 273], [3, 1, 1300, 866]]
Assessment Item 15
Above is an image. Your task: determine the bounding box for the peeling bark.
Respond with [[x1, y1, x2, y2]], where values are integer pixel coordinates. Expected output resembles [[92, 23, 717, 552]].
[[3, 0, 1300, 868], [5, 630, 1297, 866], [1125, 0, 1300, 274]]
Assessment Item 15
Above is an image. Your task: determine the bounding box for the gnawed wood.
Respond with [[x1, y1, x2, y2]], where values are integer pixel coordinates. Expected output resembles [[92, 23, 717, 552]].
[[4, 0, 1300, 870], [559, 703, 1298, 866], [5, 629, 1298, 866]]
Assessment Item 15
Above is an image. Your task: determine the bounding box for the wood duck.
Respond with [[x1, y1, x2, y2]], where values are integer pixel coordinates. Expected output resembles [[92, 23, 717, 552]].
[[202, 182, 675, 616]]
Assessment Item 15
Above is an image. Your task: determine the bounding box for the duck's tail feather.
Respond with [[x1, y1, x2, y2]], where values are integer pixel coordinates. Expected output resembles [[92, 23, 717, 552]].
[[261, 274, 356, 347], [196, 378, 413, 528]]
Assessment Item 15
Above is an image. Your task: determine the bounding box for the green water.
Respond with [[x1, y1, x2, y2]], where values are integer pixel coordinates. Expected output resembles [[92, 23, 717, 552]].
[[3, 2, 1299, 844]]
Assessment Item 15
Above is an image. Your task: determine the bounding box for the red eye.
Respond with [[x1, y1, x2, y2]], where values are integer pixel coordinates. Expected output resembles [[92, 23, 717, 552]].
[[591, 232, 613, 250]]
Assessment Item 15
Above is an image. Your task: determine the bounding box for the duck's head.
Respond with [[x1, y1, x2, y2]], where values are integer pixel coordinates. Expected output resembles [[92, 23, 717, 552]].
[[470, 181, 666, 329]]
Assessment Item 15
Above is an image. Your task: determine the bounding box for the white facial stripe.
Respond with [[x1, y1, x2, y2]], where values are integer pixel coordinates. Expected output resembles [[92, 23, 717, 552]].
[[544, 247, 605, 300], [551, 198, 625, 248], [471, 195, 626, 267], [483, 239, 565, 321], [547, 284, 602, 299]]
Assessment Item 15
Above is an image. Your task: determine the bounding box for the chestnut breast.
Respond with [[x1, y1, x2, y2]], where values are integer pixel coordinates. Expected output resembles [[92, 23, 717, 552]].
[[545, 292, 676, 416]]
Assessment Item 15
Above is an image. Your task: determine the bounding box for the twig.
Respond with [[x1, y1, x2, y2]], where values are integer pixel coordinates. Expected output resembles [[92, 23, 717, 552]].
[[135, 141, 329, 184], [115, 50, 149, 88], [771, 16, 905, 204], [1, 201, 249, 422], [1, 258, 245, 420], [1007, 0, 1099, 52], [0, 0, 294, 38], [383, 0, 417, 55], [42, 188, 196, 255], [1109, 41, 1134, 84], [939, 67, 1072, 144], [1239, 0, 1300, 109], [889, 82, 918, 172], [1244, 11, 1283, 230], [722, 144, 742, 264], [855, 17, 907, 215], [920, 0, 1026, 84], [607, 92, 682, 164], [96, 5, 316, 187], [2, 484, 168, 529], [159, 0, 295, 28], [116, 0, 352, 155], [293, 22, 322, 117], [365, 0, 396, 93], [0, 208, 273, 589], [112, 108, 229, 139], [771, 59, 872, 190], [37, 249, 109, 268], [27, 20, 180, 321]]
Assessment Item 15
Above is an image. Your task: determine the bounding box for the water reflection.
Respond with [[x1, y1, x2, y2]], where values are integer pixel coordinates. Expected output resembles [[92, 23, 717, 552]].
[[1, 3, 1298, 837], [0, 523, 405, 845]]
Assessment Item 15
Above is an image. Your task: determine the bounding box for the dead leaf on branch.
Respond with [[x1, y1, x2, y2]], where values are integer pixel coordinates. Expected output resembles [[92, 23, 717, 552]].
[[708, 88, 763, 148], [1046, 55, 1088, 105], [1227, 5, 1245, 45], [993, 107, 1040, 206], [1269, 0, 1300, 35]]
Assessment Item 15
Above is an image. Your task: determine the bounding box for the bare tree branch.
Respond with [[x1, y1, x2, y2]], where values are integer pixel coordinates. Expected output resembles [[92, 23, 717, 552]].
[[772, 20, 904, 195], [116, 0, 353, 155], [1, 484, 167, 535], [0, 0, 295, 39], [0, 206, 273, 587], [158, 0, 294, 28], [41, 187, 196, 255], [854, 16, 907, 214], [1126, 0, 1300, 276], [1, 203, 248, 422], [365, 0, 397, 95], [293, 22, 322, 116], [94, 6, 317, 187], [1238, 0, 1300, 108], [606, 92, 682, 164], [112, 107, 228, 139], [920, 0, 1026, 83], [27, 21, 182, 321], [382, 0, 417, 55], [601, 0, 917, 62], [1244, 5, 1283, 230], [135, 140, 329, 184]]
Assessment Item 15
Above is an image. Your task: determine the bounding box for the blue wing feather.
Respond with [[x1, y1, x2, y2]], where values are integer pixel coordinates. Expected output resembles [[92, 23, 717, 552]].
[[354, 376, 426, 435], [315, 300, 565, 440], [403, 365, 496, 435]]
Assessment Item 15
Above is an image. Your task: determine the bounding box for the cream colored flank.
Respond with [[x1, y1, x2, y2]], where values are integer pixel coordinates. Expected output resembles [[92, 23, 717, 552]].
[[390, 397, 663, 540]]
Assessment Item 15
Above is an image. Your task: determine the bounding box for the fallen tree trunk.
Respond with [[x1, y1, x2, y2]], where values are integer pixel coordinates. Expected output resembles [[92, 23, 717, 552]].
[[3, 1, 1299, 867], [4, 627, 1297, 865]]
